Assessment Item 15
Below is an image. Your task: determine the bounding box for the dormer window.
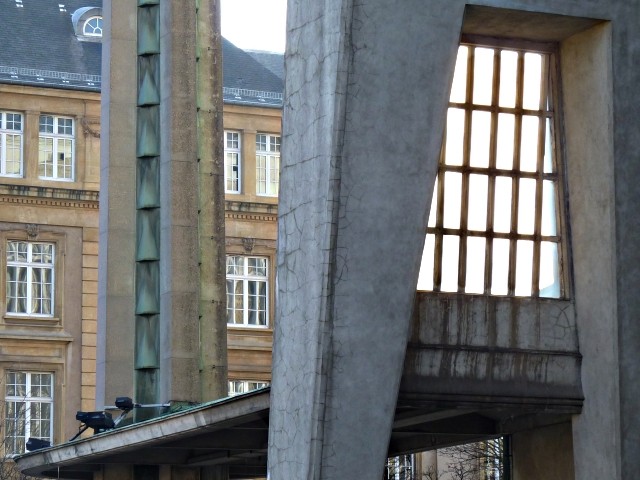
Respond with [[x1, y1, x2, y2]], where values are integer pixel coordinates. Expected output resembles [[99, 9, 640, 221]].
[[83, 16, 102, 37], [71, 6, 103, 42]]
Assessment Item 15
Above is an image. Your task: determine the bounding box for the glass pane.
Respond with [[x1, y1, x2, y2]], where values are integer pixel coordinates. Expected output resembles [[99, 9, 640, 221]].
[[515, 240, 534, 296], [465, 237, 486, 294], [499, 50, 518, 108], [467, 174, 488, 231], [470, 111, 491, 168], [427, 178, 438, 228], [522, 53, 542, 110], [442, 172, 462, 229], [441, 235, 460, 292], [541, 180, 557, 236], [539, 241, 561, 298], [444, 108, 465, 166], [472, 47, 494, 106], [520, 115, 539, 172], [517, 178, 536, 234], [543, 118, 554, 173], [496, 113, 515, 170], [493, 176, 512, 233], [417, 234, 435, 291], [226, 256, 243, 275], [450, 46, 468, 103], [248, 257, 267, 277], [491, 238, 510, 295], [39, 115, 53, 133]]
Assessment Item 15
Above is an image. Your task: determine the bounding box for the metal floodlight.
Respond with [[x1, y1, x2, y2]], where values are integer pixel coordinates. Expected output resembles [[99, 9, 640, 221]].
[[69, 411, 115, 441], [26, 438, 51, 451], [75, 411, 115, 432], [115, 396, 135, 411]]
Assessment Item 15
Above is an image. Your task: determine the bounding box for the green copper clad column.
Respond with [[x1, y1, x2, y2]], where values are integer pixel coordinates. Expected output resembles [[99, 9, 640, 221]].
[[135, 0, 161, 419]]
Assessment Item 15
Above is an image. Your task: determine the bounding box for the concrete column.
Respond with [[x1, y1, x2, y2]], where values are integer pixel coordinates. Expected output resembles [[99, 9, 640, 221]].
[[512, 424, 575, 480], [268, 1, 463, 478], [196, 0, 228, 402], [97, 0, 137, 408], [157, 0, 200, 404]]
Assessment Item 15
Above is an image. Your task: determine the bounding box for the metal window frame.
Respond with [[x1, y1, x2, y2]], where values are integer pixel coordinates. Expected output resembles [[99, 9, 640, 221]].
[[425, 37, 569, 298]]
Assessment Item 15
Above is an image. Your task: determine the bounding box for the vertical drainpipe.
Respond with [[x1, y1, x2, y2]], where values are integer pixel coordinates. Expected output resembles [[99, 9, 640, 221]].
[[196, 0, 228, 402], [134, 0, 161, 420]]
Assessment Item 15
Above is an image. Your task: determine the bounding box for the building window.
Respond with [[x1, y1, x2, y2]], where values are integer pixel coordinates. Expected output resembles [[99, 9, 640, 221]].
[[256, 133, 280, 196], [0, 111, 23, 177], [228, 380, 269, 396], [226, 255, 268, 327], [4, 372, 54, 455], [6, 241, 54, 316], [82, 16, 103, 36], [385, 454, 414, 480], [225, 131, 241, 193], [39, 115, 74, 181], [418, 42, 565, 298]]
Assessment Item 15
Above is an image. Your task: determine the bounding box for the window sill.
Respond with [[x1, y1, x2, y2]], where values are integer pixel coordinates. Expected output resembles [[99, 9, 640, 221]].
[[38, 177, 74, 182], [227, 324, 271, 331], [3, 315, 60, 327]]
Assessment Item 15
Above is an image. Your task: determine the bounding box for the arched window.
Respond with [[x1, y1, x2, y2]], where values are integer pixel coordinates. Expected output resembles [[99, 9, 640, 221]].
[[83, 16, 102, 36]]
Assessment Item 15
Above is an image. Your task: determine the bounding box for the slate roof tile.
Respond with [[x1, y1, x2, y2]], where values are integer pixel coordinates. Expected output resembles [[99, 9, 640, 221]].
[[0, 0, 284, 107]]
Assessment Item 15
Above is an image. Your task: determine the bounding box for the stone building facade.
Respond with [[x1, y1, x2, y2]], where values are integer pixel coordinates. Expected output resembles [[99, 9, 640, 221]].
[[0, 0, 283, 458]]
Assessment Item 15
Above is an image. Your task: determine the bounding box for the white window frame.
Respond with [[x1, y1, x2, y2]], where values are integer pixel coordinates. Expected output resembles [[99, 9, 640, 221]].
[[255, 133, 280, 196], [83, 16, 103, 37], [228, 380, 269, 396], [0, 111, 23, 177], [4, 371, 54, 455], [224, 130, 241, 193], [38, 115, 75, 181], [226, 255, 269, 328], [6, 241, 55, 317]]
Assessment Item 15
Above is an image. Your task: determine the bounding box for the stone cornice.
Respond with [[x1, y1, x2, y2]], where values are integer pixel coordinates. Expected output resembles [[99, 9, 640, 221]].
[[0, 184, 99, 209], [225, 200, 277, 222]]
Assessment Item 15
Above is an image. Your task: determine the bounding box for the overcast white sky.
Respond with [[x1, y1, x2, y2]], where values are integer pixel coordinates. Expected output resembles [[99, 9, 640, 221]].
[[221, 0, 287, 53]]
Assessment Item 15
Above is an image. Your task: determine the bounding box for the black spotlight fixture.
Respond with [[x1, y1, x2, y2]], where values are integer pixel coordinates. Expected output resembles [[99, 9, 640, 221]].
[[26, 438, 51, 451], [69, 411, 115, 441]]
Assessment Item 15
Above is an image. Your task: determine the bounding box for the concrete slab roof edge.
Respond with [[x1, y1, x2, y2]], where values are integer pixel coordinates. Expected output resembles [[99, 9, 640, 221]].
[[15, 389, 271, 476]]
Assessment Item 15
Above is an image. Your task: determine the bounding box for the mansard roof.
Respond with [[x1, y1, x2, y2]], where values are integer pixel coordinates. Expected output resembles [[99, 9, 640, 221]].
[[0, 0, 102, 91], [0, 0, 284, 107]]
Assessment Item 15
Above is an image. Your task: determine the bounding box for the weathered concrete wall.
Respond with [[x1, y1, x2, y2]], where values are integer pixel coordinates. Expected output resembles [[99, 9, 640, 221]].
[[561, 23, 620, 480], [512, 423, 575, 480], [402, 295, 582, 406], [272, 0, 640, 478], [270, 0, 463, 478]]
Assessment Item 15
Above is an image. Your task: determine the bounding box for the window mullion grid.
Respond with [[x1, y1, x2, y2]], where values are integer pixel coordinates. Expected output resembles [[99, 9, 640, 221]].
[[547, 54, 567, 298], [432, 153, 446, 292], [458, 114, 472, 294], [507, 51, 526, 296], [456, 46, 476, 293], [0, 131, 5, 174], [531, 54, 550, 297], [485, 48, 501, 295]]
